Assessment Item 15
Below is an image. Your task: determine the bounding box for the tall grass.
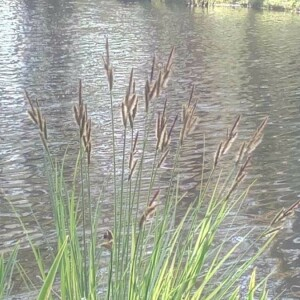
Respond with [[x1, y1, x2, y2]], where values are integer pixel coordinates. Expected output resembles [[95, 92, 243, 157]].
[[9, 40, 298, 299]]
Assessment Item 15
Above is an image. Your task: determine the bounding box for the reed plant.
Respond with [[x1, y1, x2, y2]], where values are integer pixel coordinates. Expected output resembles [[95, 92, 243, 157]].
[[13, 39, 297, 299]]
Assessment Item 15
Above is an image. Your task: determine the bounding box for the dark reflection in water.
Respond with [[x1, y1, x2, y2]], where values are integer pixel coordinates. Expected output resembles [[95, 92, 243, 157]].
[[1, 0, 300, 298]]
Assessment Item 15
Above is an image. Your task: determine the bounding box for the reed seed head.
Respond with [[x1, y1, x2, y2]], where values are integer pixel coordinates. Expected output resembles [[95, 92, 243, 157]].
[[139, 190, 160, 229], [26, 91, 48, 149], [102, 229, 113, 251], [246, 116, 269, 155], [271, 199, 300, 225], [188, 85, 195, 107], [145, 79, 150, 112], [132, 131, 139, 153], [162, 69, 170, 89], [108, 67, 114, 91], [150, 55, 156, 83], [128, 159, 138, 181], [180, 88, 199, 146], [156, 71, 162, 97], [121, 102, 128, 128], [213, 142, 223, 168], [149, 81, 157, 101], [128, 68, 134, 95], [166, 46, 175, 72], [102, 38, 114, 91], [27, 109, 38, 125], [158, 149, 170, 168], [105, 37, 110, 68], [78, 79, 82, 105], [235, 142, 246, 165]]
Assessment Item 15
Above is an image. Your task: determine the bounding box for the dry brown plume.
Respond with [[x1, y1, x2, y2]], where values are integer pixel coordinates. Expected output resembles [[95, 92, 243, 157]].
[[128, 131, 139, 181], [101, 229, 113, 251], [73, 80, 92, 164], [271, 199, 300, 226], [155, 99, 177, 154], [180, 86, 199, 146], [213, 115, 241, 168], [102, 38, 114, 91], [121, 70, 139, 130], [25, 90, 48, 150], [246, 116, 269, 155], [144, 47, 175, 113], [139, 190, 160, 229]]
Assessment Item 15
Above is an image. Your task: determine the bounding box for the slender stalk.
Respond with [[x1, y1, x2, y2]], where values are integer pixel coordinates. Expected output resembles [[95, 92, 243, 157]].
[[86, 163, 96, 298], [124, 128, 135, 291], [117, 127, 127, 296], [79, 144, 88, 297], [107, 89, 116, 300]]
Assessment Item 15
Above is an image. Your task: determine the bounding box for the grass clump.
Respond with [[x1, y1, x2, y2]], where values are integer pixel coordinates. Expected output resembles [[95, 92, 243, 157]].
[[6, 39, 298, 299]]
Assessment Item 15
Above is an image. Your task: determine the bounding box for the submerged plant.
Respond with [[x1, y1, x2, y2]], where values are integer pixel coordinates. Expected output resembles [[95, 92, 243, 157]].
[[9, 39, 295, 299]]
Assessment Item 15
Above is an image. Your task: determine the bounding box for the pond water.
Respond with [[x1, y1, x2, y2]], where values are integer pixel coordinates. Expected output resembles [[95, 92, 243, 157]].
[[0, 0, 300, 298]]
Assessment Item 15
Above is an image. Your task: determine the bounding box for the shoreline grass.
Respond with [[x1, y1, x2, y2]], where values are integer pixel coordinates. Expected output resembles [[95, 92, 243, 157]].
[[3, 40, 299, 299]]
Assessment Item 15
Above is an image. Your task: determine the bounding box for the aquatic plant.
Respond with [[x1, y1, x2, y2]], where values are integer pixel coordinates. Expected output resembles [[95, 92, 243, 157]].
[[10, 39, 298, 299]]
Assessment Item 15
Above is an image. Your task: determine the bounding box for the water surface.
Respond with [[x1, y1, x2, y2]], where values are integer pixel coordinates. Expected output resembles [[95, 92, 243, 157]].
[[1, 0, 300, 298]]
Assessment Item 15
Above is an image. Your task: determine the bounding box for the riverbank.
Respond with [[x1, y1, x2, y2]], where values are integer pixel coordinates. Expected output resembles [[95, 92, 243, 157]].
[[217, 0, 300, 12], [185, 0, 300, 12]]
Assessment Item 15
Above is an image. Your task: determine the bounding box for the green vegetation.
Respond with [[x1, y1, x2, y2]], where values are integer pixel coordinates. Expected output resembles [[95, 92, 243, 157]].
[[185, 0, 300, 11], [5, 40, 298, 299], [0, 246, 18, 299], [262, 0, 300, 11], [217, 0, 300, 11]]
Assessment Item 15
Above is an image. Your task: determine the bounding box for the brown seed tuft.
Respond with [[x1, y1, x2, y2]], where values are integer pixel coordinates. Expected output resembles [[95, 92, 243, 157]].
[[150, 55, 156, 83], [128, 159, 138, 181], [128, 68, 134, 96], [139, 190, 160, 229], [221, 115, 240, 156], [213, 142, 223, 168], [131, 97, 139, 125], [28, 110, 38, 125], [156, 71, 162, 97], [102, 229, 113, 251], [162, 69, 170, 89], [158, 149, 170, 168], [78, 79, 82, 105], [43, 119, 47, 140], [236, 155, 251, 182], [26, 91, 48, 149], [108, 67, 114, 91], [145, 80, 150, 112], [180, 88, 199, 146], [102, 38, 114, 91], [149, 81, 157, 101], [235, 142, 246, 165], [121, 102, 128, 128], [271, 199, 300, 226], [246, 116, 268, 155], [166, 47, 175, 72], [132, 131, 139, 153], [188, 85, 195, 107]]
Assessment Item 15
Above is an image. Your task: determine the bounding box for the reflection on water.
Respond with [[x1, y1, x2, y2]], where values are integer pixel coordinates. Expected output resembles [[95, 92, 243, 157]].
[[1, 0, 300, 298]]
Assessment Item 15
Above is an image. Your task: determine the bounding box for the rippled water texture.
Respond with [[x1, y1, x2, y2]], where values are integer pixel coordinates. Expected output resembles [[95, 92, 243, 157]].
[[1, 0, 300, 298]]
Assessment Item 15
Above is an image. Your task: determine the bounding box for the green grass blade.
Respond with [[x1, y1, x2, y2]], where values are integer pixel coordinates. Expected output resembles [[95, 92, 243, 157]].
[[37, 236, 68, 300]]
